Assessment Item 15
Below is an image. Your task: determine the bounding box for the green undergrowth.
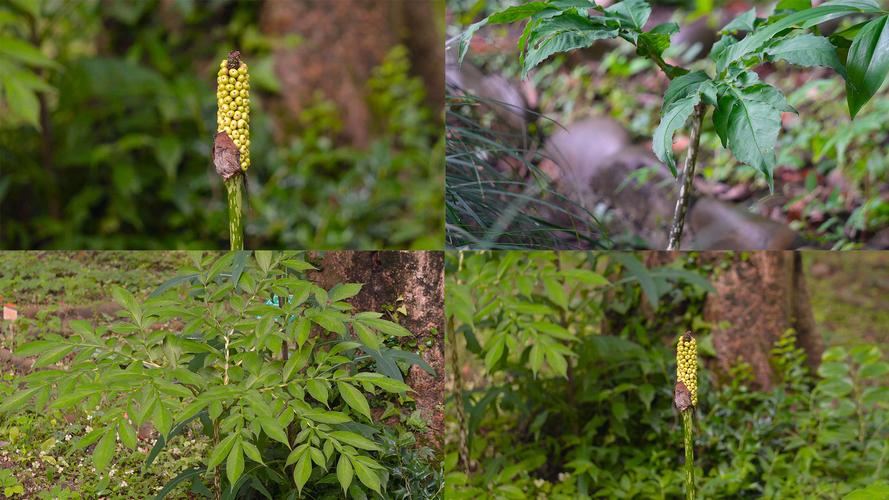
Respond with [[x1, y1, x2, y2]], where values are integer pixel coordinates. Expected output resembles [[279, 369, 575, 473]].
[[0, 374, 207, 498], [445, 251, 889, 499], [0, 252, 190, 305]]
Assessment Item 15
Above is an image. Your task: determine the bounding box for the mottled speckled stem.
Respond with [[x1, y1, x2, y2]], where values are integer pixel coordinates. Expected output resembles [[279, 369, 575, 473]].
[[667, 103, 705, 250], [225, 175, 244, 250], [682, 409, 695, 500]]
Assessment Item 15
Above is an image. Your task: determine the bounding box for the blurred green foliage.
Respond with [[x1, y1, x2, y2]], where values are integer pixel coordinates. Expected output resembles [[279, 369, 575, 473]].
[[0, 0, 443, 249], [445, 251, 889, 499]]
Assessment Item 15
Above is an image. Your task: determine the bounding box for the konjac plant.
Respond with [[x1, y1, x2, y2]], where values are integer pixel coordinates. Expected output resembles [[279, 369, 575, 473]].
[[457, 0, 889, 249], [444, 252, 889, 498], [214, 51, 251, 250], [0, 251, 436, 499]]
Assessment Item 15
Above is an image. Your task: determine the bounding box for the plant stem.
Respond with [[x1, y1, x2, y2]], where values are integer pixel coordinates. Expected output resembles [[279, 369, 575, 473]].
[[225, 175, 245, 250], [682, 409, 696, 500], [667, 103, 705, 250], [451, 252, 471, 475]]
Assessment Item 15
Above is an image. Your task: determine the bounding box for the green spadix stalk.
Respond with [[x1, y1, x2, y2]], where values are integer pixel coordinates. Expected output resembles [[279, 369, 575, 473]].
[[675, 331, 697, 500]]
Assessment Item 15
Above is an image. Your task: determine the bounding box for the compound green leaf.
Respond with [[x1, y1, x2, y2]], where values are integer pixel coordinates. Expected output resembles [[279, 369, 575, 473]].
[[542, 276, 568, 309], [93, 427, 116, 473], [33, 344, 74, 367], [307, 379, 329, 406], [118, 419, 137, 450], [226, 439, 244, 489], [241, 440, 264, 464], [457, 2, 557, 63], [337, 382, 372, 421], [293, 454, 312, 495], [720, 7, 756, 33], [653, 94, 700, 176], [715, 1, 883, 71], [0, 35, 59, 68], [712, 85, 783, 190], [359, 317, 411, 337], [530, 321, 574, 340], [846, 14, 889, 117], [13, 340, 57, 357], [328, 431, 381, 451], [353, 459, 382, 495], [766, 33, 845, 75], [522, 13, 619, 77], [859, 361, 889, 379], [0, 387, 38, 413], [258, 416, 290, 448], [207, 433, 238, 470], [604, 0, 651, 31], [328, 283, 363, 303], [352, 322, 380, 351], [559, 268, 609, 286], [3, 76, 40, 129], [484, 334, 506, 372], [337, 454, 353, 493]]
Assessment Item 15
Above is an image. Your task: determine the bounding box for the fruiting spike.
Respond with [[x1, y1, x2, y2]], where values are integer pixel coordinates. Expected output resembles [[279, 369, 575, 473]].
[[676, 331, 698, 407], [216, 50, 250, 172]]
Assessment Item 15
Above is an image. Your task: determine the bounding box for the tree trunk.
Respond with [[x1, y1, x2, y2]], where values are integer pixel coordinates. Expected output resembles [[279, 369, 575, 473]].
[[700, 252, 822, 389], [259, 0, 443, 147], [644, 251, 822, 389], [309, 251, 445, 449]]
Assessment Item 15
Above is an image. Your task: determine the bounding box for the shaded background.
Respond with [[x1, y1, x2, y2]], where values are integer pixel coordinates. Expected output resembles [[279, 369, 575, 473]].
[[446, 0, 889, 250], [0, 0, 445, 249]]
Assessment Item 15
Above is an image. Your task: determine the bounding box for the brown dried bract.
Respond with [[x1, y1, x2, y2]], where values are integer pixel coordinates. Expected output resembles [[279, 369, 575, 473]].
[[227, 50, 241, 70], [674, 380, 693, 411], [213, 131, 241, 180]]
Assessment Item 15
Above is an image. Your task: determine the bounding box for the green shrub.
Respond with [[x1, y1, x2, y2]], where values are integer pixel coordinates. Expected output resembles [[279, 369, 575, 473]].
[[1, 251, 438, 498]]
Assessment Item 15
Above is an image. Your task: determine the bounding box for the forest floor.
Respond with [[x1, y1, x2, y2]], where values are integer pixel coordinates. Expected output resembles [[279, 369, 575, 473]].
[[806, 252, 889, 352]]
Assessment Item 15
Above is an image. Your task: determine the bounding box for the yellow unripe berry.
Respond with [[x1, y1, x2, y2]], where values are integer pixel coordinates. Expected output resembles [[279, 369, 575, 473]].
[[676, 332, 699, 407], [217, 54, 250, 171]]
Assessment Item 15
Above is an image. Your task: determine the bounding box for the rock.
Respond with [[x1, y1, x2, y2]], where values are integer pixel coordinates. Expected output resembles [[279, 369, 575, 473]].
[[867, 227, 889, 249], [544, 116, 805, 249], [545, 119, 673, 246], [685, 197, 805, 249], [544, 117, 632, 185], [446, 45, 530, 131]]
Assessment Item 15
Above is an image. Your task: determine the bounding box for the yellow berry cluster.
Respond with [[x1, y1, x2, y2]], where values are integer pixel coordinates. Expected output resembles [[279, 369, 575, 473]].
[[216, 58, 250, 171], [677, 334, 698, 406]]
